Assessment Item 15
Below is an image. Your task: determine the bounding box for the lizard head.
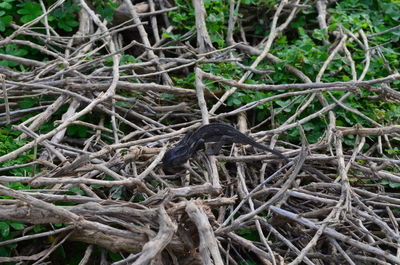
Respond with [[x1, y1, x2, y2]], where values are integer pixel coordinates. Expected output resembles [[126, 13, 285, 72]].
[[162, 145, 190, 172], [162, 130, 195, 173]]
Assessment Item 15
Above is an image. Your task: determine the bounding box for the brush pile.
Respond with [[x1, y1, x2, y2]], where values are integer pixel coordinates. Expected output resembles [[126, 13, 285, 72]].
[[1, 1, 400, 264]]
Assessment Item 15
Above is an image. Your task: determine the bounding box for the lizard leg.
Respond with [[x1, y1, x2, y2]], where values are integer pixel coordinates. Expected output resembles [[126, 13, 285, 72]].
[[190, 138, 205, 155], [205, 135, 235, 155]]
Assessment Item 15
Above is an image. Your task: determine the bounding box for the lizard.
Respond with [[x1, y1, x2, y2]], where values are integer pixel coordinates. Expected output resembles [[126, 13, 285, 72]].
[[162, 123, 289, 171]]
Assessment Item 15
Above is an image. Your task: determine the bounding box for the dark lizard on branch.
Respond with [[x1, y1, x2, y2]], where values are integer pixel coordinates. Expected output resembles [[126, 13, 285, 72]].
[[162, 123, 288, 171]]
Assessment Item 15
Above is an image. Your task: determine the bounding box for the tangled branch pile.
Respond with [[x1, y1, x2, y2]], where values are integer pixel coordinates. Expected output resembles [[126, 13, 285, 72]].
[[1, 0, 400, 264]]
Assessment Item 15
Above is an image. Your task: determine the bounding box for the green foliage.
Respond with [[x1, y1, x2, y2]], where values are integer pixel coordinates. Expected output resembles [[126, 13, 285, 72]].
[[0, 221, 10, 238], [0, 220, 25, 263], [95, 0, 119, 22], [19, 97, 38, 109], [0, 0, 13, 32], [17, 0, 42, 24], [218, 0, 400, 143], [162, 30, 182, 41], [50, 1, 80, 32], [9, 221, 24, 231], [0, 0, 83, 70], [120, 54, 139, 65], [169, 0, 193, 32], [179, 0, 396, 144], [13, 0, 81, 31], [242, 0, 276, 5], [110, 186, 124, 199], [204, 62, 243, 80], [132, 194, 146, 202], [274, 27, 329, 80], [67, 124, 88, 138], [203, 0, 226, 47], [381, 179, 400, 189], [33, 224, 45, 233], [235, 227, 260, 241], [0, 0, 15, 10], [0, 127, 34, 177], [0, 44, 28, 67], [173, 72, 196, 91], [168, 0, 229, 47], [387, 146, 400, 155]]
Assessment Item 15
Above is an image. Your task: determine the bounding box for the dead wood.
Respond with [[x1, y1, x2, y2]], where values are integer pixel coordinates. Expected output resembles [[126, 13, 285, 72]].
[[0, 1, 400, 264]]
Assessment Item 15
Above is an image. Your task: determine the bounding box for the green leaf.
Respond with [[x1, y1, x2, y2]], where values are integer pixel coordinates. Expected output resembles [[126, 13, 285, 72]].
[[110, 186, 123, 199], [52, 1, 80, 32], [97, 2, 119, 22], [9, 221, 24, 230], [0, 222, 10, 237], [342, 75, 351, 81], [389, 181, 400, 189], [0, 15, 12, 31], [19, 97, 38, 109], [0, 44, 28, 67], [386, 147, 400, 155], [17, 1, 42, 24], [33, 225, 44, 233], [58, 19, 79, 32], [0, 0, 15, 10], [68, 186, 81, 194]]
